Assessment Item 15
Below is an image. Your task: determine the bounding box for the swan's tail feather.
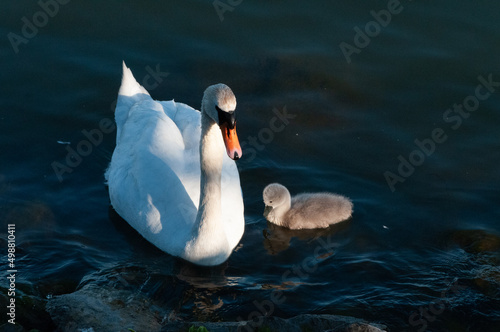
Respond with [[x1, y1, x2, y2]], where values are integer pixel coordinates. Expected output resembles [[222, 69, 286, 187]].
[[114, 62, 152, 140], [118, 61, 150, 98]]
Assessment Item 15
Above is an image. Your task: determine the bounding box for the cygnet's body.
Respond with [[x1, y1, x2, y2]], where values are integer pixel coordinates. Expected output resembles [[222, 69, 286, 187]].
[[263, 183, 353, 229]]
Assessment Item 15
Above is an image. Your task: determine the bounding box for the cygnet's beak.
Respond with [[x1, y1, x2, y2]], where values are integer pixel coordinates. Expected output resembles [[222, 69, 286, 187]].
[[218, 111, 242, 160], [263, 205, 273, 218]]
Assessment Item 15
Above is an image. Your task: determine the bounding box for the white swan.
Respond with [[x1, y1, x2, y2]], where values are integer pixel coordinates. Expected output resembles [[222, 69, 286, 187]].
[[105, 62, 245, 266], [262, 183, 352, 229]]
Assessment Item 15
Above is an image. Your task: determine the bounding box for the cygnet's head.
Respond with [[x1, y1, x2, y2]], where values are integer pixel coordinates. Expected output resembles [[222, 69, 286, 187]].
[[202, 84, 242, 160], [263, 183, 290, 208]]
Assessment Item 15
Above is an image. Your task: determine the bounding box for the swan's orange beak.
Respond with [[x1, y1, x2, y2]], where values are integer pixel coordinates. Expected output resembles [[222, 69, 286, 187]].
[[220, 122, 242, 160]]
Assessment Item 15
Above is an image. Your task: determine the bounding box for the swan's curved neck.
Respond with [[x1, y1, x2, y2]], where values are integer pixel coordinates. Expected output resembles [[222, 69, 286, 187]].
[[193, 111, 225, 241]]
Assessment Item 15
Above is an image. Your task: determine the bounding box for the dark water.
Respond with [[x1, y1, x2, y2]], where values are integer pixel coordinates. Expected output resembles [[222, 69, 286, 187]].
[[1, 0, 500, 330]]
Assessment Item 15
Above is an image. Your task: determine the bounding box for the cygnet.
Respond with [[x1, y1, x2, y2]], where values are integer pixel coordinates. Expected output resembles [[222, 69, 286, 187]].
[[262, 183, 353, 229]]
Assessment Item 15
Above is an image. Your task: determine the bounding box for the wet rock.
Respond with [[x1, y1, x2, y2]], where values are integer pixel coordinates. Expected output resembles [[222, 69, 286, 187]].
[[451, 229, 500, 254], [47, 282, 168, 331], [0, 285, 54, 332], [46, 267, 169, 332], [450, 229, 500, 298]]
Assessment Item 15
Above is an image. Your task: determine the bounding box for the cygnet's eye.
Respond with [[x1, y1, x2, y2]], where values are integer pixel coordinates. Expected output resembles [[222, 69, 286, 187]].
[[269, 200, 273, 203]]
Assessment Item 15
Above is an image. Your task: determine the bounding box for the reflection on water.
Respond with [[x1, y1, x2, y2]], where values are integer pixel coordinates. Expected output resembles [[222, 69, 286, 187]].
[[263, 220, 350, 255]]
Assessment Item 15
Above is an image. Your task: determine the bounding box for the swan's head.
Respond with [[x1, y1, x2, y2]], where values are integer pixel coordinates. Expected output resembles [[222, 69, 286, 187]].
[[202, 84, 242, 160], [263, 183, 290, 208]]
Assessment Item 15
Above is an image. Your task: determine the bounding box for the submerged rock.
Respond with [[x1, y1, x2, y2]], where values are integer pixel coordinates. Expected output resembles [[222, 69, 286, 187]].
[[46, 267, 170, 332], [449, 229, 500, 299], [46, 282, 167, 331], [451, 229, 500, 254], [0, 284, 55, 331]]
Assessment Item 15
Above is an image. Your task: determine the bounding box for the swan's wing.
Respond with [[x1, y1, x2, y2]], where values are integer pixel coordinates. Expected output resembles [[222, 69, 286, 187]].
[[108, 97, 201, 253], [159, 100, 203, 205], [107, 64, 202, 255]]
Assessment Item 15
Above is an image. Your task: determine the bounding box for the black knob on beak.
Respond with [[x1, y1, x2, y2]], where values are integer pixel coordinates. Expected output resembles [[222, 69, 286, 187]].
[[216, 105, 236, 129]]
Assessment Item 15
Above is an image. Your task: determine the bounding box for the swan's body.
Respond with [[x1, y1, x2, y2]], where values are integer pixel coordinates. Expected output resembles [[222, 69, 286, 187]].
[[263, 183, 352, 229], [105, 63, 244, 266]]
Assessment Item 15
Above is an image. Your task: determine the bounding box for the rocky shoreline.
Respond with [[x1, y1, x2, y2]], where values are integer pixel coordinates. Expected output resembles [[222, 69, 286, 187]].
[[43, 269, 386, 332]]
